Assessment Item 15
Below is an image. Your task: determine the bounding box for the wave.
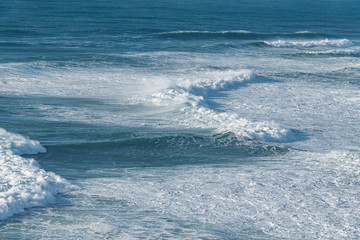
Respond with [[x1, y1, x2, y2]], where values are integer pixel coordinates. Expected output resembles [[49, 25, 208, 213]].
[[302, 49, 360, 57], [0, 128, 71, 220], [163, 30, 252, 34], [0, 63, 298, 143], [264, 39, 354, 48], [60, 132, 290, 161], [157, 30, 329, 40], [147, 69, 297, 143]]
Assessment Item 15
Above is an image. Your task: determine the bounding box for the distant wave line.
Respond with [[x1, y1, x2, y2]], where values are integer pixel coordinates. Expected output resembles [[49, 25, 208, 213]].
[[264, 38, 355, 48], [156, 30, 330, 40]]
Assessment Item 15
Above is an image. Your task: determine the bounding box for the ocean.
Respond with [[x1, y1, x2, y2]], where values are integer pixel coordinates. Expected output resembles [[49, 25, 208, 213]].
[[1, 0, 360, 239]]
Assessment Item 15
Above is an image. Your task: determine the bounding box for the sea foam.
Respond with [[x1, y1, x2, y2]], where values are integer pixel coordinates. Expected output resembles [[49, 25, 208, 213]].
[[0, 128, 71, 220], [80, 150, 360, 239], [0, 63, 297, 143], [149, 69, 295, 142], [304, 49, 360, 57], [158, 30, 252, 35], [265, 39, 354, 48]]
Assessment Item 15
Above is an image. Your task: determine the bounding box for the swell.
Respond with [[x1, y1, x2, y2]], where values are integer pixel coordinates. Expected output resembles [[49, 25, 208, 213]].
[[51, 132, 291, 165]]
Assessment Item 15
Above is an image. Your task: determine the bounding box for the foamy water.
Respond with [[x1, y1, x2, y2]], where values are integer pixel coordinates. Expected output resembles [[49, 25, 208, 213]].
[[1, 0, 360, 239], [0, 129, 71, 220], [264, 39, 355, 48]]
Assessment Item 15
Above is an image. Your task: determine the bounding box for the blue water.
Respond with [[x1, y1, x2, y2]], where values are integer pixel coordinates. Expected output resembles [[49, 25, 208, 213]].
[[1, 0, 360, 239]]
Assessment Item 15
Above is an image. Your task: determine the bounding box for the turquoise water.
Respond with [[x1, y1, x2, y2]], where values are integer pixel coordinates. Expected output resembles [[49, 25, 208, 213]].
[[1, 0, 360, 239]]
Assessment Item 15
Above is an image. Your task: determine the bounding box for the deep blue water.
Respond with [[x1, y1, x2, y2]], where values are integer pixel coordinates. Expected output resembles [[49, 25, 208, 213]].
[[1, 0, 360, 239], [1, 0, 360, 63]]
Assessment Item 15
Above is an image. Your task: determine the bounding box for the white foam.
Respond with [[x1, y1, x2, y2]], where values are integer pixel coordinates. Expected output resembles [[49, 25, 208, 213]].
[[1, 51, 357, 145], [148, 69, 254, 105], [217, 79, 360, 152], [158, 30, 252, 35], [305, 49, 360, 56], [265, 39, 354, 48], [0, 128, 71, 220], [148, 69, 295, 142], [219, 30, 252, 34], [0, 63, 155, 99], [183, 107, 295, 142], [0, 63, 295, 142], [80, 150, 360, 239], [0, 128, 46, 155], [295, 31, 313, 34]]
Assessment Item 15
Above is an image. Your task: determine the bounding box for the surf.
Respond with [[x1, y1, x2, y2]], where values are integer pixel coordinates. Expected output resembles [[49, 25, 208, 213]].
[[0, 128, 72, 220]]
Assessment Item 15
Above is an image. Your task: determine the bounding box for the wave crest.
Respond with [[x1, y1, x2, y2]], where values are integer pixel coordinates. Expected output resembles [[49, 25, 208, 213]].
[[0, 128, 72, 220], [304, 49, 360, 57], [265, 39, 354, 48], [148, 69, 296, 143]]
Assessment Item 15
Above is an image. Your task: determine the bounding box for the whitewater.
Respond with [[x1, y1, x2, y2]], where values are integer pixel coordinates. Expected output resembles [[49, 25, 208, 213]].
[[1, 0, 360, 239], [0, 128, 71, 220]]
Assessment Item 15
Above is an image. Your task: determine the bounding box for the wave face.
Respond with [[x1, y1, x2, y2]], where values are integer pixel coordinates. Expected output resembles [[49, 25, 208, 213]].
[[0, 128, 71, 220]]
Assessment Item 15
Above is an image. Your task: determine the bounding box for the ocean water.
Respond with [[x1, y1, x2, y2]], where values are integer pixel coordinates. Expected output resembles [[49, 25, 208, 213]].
[[1, 0, 360, 239]]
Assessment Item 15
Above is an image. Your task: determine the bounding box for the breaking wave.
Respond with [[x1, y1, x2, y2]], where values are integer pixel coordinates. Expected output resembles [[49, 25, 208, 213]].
[[147, 69, 296, 142], [264, 39, 354, 48], [0, 128, 72, 220], [303, 49, 360, 57]]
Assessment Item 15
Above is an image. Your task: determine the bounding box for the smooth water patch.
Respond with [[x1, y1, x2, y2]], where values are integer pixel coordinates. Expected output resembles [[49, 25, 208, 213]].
[[33, 130, 290, 179]]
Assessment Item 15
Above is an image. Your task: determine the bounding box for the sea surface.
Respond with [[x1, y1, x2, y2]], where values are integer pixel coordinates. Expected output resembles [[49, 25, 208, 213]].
[[1, 0, 360, 239]]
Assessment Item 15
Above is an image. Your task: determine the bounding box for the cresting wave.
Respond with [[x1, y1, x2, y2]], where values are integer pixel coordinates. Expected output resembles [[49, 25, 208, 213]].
[[148, 69, 296, 142], [0, 63, 294, 142], [264, 38, 354, 48], [59, 132, 290, 165], [0, 128, 71, 220], [303, 49, 360, 57]]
